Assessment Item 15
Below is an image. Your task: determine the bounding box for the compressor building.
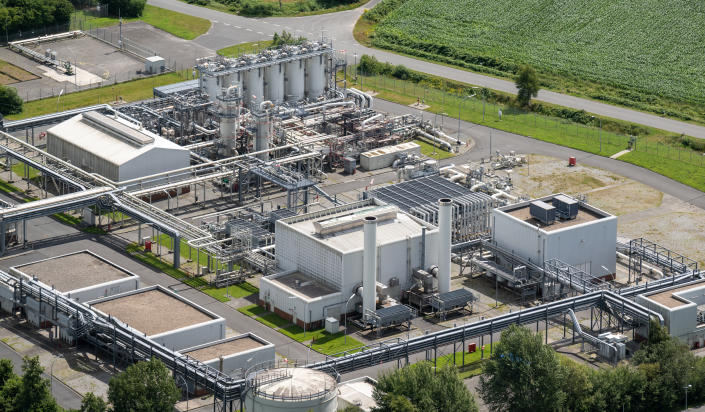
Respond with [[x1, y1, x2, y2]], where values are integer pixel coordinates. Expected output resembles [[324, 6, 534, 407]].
[[259, 199, 441, 328], [46, 111, 190, 183]]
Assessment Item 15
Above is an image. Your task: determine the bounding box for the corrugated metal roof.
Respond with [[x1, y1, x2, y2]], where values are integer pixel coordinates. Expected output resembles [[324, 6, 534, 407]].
[[47, 112, 188, 167]]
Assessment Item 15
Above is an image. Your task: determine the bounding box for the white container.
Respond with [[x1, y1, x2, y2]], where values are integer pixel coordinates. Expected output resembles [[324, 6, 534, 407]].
[[285, 60, 305, 102], [305, 55, 326, 99], [244, 67, 264, 108]]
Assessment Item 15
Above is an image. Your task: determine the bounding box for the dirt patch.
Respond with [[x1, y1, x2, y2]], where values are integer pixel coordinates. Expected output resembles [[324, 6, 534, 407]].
[[0, 60, 39, 84], [512, 154, 705, 264]]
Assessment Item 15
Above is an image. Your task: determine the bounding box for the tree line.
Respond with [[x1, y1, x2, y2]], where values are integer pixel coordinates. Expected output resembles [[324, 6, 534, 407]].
[[0, 356, 179, 412], [479, 321, 705, 411]]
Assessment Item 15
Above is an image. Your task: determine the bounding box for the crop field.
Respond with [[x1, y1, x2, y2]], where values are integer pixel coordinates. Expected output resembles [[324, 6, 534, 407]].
[[372, 0, 705, 106]]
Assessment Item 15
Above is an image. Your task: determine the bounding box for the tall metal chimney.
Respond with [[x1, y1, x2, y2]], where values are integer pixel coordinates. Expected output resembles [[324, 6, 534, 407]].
[[363, 216, 378, 320], [438, 198, 452, 294]]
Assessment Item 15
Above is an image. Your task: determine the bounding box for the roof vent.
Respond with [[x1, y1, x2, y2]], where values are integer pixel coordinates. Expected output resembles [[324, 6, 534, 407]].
[[552, 194, 579, 220], [529, 200, 556, 225], [82, 111, 154, 147]]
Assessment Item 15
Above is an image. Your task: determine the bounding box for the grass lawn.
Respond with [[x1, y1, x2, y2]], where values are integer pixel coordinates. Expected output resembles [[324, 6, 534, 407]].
[[0, 60, 38, 84], [140, 5, 211, 40], [238, 304, 365, 356], [72, 6, 210, 40], [310, 331, 365, 356], [412, 139, 454, 160], [155, 234, 233, 272], [256, 312, 291, 329], [10, 162, 40, 180], [6, 70, 192, 121], [218, 40, 274, 58], [426, 345, 493, 379], [620, 150, 705, 193], [238, 304, 267, 317], [125, 243, 257, 302]]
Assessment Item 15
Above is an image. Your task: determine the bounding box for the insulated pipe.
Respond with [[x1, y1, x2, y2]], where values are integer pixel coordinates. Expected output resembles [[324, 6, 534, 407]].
[[437, 198, 452, 294], [363, 216, 378, 320]]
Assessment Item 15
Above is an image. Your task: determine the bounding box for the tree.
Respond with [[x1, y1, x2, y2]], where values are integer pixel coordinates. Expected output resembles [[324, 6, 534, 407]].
[[0, 86, 23, 116], [108, 358, 179, 412], [479, 325, 565, 412], [10, 356, 61, 412], [80, 392, 108, 412], [515, 64, 540, 106], [372, 362, 477, 412]]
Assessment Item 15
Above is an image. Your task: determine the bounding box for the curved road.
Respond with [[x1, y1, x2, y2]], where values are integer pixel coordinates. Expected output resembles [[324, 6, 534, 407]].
[[149, 0, 705, 139]]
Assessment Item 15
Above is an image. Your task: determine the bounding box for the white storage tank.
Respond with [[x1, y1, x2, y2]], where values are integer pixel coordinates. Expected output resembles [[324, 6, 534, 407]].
[[285, 60, 305, 102], [245, 364, 338, 412], [244, 67, 264, 109], [201, 75, 221, 101], [305, 54, 326, 99], [265, 63, 285, 103]]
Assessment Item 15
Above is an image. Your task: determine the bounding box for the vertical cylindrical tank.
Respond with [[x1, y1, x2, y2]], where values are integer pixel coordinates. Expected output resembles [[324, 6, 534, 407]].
[[245, 366, 338, 412], [217, 86, 240, 151], [201, 74, 222, 101], [226, 71, 242, 96], [254, 108, 272, 160], [285, 59, 305, 102], [305, 54, 326, 100], [363, 216, 378, 320], [265, 63, 285, 104], [437, 198, 452, 294], [244, 67, 264, 109]]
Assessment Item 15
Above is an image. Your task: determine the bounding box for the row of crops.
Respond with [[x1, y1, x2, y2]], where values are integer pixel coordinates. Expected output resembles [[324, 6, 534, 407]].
[[372, 0, 705, 104]]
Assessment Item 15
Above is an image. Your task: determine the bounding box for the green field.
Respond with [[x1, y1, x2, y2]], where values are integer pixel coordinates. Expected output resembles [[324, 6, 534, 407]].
[[217, 40, 274, 58], [364, 0, 705, 124], [73, 6, 211, 40]]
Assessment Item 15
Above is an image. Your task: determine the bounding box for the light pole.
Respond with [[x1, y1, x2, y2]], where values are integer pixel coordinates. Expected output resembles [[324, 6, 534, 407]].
[[176, 375, 189, 411], [685, 384, 692, 409], [343, 293, 356, 344], [591, 116, 602, 152], [50, 354, 63, 397], [353, 52, 358, 81], [458, 92, 476, 142], [56, 89, 64, 112]]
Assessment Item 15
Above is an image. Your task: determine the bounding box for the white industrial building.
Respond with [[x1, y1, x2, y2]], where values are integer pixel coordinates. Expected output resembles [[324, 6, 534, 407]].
[[636, 279, 705, 348], [259, 199, 443, 328], [360, 142, 421, 171], [492, 194, 617, 277], [46, 111, 190, 183], [88, 286, 225, 350]]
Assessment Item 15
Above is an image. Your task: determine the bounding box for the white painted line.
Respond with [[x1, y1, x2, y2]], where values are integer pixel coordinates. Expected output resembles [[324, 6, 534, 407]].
[[610, 149, 632, 159], [213, 20, 219, 23], [223, 23, 230, 26], [234, 25, 241, 29], [274, 24, 281, 27], [257, 32, 264, 35], [246, 28, 253, 32]]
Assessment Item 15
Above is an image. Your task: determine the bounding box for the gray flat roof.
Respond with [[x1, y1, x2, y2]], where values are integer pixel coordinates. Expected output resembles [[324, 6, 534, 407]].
[[91, 289, 215, 336], [270, 271, 338, 299], [499, 193, 610, 231], [183, 337, 263, 362], [14, 251, 133, 292], [645, 280, 705, 308]]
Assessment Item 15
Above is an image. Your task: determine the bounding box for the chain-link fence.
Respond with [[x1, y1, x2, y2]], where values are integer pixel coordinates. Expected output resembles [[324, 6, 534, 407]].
[[345, 66, 704, 167]]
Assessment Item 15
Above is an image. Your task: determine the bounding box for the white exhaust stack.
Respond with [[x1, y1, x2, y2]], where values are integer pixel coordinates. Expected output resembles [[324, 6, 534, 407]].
[[438, 198, 452, 294], [363, 216, 378, 319]]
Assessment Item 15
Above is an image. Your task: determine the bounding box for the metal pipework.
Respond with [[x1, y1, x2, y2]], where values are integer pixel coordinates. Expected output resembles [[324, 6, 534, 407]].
[[437, 198, 452, 294], [363, 216, 378, 320]]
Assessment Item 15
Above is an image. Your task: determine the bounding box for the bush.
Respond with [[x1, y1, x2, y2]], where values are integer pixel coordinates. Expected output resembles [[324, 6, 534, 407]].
[[103, 0, 146, 17], [0, 86, 23, 116], [239, 0, 276, 16], [0, 0, 74, 33]]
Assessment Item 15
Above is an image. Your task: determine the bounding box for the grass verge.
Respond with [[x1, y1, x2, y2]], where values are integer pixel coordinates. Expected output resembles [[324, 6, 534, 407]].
[[154, 234, 233, 272], [125, 243, 257, 302], [425, 346, 493, 379], [413, 139, 454, 160], [181, 0, 369, 18], [72, 6, 211, 40], [6, 70, 192, 120], [238, 304, 364, 356], [346, 69, 705, 192]]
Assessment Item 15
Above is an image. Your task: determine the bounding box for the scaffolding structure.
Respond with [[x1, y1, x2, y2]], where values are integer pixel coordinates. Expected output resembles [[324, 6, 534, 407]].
[[628, 238, 699, 282]]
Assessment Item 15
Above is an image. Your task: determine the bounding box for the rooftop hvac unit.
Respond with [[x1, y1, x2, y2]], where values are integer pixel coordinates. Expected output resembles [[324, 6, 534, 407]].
[[552, 194, 578, 219], [529, 200, 556, 225]]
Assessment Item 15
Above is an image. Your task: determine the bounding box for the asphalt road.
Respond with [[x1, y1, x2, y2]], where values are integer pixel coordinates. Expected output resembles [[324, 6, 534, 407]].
[[148, 0, 705, 140]]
